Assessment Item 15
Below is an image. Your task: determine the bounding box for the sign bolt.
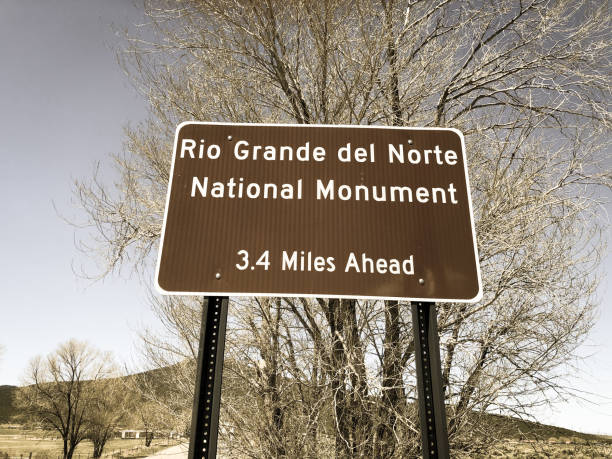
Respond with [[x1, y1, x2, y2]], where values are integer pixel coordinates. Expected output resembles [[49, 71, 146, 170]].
[[419, 278, 425, 285], [227, 135, 233, 140], [215, 273, 221, 280]]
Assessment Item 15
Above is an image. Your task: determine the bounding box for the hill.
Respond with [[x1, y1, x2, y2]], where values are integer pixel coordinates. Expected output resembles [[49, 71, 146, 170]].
[[476, 411, 607, 443], [0, 386, 17, 423]]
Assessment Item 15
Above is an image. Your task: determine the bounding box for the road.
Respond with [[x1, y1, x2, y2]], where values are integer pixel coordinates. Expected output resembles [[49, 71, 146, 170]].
[[144, 443, 189, 459]]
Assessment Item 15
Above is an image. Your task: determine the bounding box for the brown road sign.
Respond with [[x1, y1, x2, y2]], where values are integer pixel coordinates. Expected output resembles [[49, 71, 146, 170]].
[[156, 122, 482, 302]]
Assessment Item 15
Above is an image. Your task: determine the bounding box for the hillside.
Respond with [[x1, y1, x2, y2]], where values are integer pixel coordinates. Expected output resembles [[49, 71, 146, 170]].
[[475, 411, 608, 443], [0, 386, 17, 423], [0, 366, 178, 426]]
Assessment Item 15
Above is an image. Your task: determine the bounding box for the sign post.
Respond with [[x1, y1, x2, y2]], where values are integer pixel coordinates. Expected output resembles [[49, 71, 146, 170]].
[[188, 297, 228, 459], [156, 123, 482, 458], [412, 302, 450, 458]]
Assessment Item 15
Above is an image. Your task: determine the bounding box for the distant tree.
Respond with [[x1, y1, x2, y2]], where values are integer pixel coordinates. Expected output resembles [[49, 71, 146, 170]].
[[19, 340, 117, 459], [123, 361, 193, 444], [136, 402, 159, 447], [85, 377, 127, 458], [76, 0, 610, 456]]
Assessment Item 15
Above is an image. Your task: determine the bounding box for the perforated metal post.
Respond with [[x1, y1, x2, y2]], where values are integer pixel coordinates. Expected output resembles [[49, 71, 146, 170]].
[[188, 296, 228, 459], [411, 302, 450, 459]]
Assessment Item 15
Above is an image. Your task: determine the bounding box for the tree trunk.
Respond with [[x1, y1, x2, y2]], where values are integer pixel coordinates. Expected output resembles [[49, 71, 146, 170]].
[[375, 300, 407, 458], [145, 430, 154, 448], [345, 299, 372, 457], [441, 305, 468, 397], [65, 444, 76, 459], [448, 342, 490, 436], [269, 299, 285, 457], [326, 298, 350, 458]]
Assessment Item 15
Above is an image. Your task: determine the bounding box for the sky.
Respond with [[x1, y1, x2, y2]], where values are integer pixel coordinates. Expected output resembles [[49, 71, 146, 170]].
[[0, 0, 155, 380], [0, 0, 610, 436]]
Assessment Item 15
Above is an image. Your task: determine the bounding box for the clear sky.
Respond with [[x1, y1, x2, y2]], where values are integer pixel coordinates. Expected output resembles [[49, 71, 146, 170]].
[[0, 0, 610, 436], [0, 0, 155, 382]]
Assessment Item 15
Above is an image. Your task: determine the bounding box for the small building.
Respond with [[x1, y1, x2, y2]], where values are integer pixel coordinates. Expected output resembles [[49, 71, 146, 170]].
[[118, 429, 148, 439]]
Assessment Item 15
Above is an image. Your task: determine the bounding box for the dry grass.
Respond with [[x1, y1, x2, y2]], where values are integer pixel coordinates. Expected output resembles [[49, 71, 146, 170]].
[[0, 427, 177, 459], [2, 424, 611, 458]]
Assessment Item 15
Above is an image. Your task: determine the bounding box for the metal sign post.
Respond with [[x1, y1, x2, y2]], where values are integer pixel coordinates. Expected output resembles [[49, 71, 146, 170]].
[[188, 296, 229, 459], [412, 302, 449, 458]]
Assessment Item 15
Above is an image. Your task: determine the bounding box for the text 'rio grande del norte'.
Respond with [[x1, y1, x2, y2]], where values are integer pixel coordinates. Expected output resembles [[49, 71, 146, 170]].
[[181, 138, 461, 204]]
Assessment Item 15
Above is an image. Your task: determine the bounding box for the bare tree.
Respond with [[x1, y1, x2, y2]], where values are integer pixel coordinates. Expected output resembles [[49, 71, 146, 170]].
[[136, 402, 159, 447], [128, 294, 205, 437], [19, 340, 117, 459], [85, 377, 127, 458], [76, 0, 610, 456], [123, 365, 191, 444]]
